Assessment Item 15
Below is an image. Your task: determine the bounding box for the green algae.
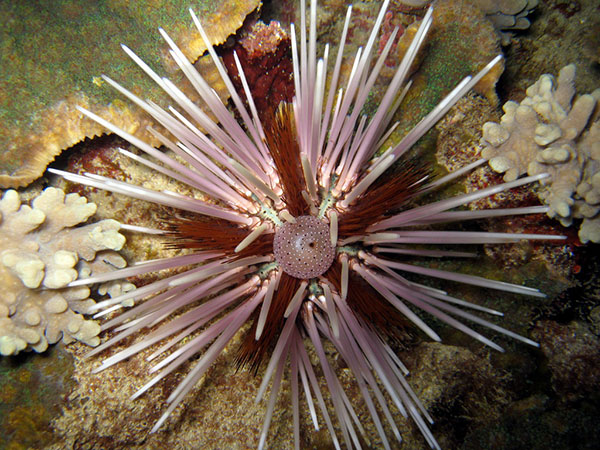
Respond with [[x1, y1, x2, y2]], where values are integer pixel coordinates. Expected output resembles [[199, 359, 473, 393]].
[[0, 0, 260, 187], [0, 345, 75, 450], [359, 1, 498, 168], [0, 0, 253, 117]]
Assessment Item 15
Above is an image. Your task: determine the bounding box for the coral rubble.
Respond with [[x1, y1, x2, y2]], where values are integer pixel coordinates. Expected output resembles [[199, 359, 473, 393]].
[[0, 187, 132, 355], [481, 64, 600, 243]]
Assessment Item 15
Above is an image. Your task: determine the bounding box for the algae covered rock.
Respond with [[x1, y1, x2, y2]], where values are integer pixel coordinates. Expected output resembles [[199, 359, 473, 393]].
[[0, 0, 261, 188]]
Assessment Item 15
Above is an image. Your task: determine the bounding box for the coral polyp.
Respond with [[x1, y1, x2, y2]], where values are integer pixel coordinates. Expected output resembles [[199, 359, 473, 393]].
[[49, 0, 565, 448]]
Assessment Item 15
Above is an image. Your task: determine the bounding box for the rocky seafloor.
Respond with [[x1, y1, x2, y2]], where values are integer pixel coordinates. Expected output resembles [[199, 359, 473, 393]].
[[1, 0, 599, 449]]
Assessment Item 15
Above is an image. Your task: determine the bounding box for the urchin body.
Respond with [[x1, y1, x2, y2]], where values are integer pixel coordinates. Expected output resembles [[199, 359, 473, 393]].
[[50, 1, 564, 449], [273, 215, 335, 279]]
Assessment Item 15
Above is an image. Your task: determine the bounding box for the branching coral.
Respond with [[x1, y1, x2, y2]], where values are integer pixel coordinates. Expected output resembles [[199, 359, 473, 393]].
[[0, 187, 133, 355], [481, 64, 600, 243]]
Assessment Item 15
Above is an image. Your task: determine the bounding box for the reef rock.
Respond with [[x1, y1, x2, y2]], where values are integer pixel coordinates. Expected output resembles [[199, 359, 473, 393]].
[[478, 0, 539, 45], [0, 0, 260, 188], [0, 188, 133, 355], [222, 21, 295, 119], [532, 320, 600, 402], [481, 64, 600, 243]]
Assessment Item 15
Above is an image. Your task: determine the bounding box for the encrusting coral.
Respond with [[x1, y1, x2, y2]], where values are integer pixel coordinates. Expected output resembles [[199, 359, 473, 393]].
[[0, 0, 260, 188], [481, 64, 600, 243], [222, 21, 294, 120], [0, 187, 133, 355]]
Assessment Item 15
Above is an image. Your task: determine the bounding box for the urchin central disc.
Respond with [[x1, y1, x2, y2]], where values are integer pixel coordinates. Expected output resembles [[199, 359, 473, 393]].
[[273, 215, 335, 279]]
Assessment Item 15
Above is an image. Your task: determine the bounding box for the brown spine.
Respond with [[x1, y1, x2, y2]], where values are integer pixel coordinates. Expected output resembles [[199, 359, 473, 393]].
[[265, 104, 309, 216], [163, 216, 274, 259], [236, 272, 300, 374], [325, 260, 409, 342], [338, 160, 429, 237]]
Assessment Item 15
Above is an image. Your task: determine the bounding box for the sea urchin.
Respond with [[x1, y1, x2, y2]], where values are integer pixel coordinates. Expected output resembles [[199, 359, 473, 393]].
[[50, 1, 564, 448]]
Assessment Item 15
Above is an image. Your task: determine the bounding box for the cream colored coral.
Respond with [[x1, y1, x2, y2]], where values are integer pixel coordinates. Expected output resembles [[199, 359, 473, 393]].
[[482, 65, 600, 243], [0, 187, 134, 355]]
